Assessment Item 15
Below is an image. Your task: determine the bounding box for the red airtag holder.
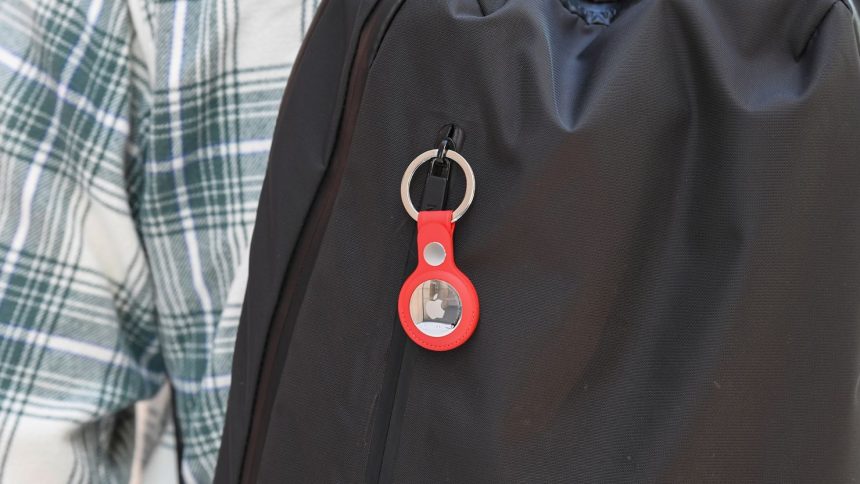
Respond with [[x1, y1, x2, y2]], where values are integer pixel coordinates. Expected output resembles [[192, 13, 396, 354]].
[[398, 210, 479, 351]]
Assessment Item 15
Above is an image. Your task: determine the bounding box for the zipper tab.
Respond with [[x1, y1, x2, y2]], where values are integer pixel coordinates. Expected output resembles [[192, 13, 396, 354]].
[[420, 124, 465, 211]]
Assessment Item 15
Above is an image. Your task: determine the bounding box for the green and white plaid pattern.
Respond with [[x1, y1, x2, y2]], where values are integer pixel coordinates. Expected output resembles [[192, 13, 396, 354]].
[[0, 0, 318, 482]]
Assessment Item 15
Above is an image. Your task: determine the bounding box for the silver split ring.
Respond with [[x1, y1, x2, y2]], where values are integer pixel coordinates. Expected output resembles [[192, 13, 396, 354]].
[[400, 149, 475, 222]]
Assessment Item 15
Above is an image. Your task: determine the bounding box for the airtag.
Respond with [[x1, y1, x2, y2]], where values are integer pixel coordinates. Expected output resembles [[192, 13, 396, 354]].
[[398, 149, 478, 351], [397, 209, 479, 351], [409, 279, 462, 337]]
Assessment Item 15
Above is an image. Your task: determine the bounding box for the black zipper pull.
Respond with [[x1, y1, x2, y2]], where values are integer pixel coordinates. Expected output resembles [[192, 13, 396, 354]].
[[419, 124, 465, 211]]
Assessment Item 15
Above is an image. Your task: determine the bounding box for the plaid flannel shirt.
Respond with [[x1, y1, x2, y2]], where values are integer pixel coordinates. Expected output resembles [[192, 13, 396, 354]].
[[0, 0, 319, 482]]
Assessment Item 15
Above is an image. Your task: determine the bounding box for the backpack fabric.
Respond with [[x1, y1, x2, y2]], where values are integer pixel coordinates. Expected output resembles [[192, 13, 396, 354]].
[[216, 1, 860, 482]]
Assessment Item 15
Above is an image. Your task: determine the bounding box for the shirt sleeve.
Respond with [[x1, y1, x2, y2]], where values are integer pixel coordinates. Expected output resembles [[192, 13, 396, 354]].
[[0, 0, 163, 482], [0, 0, 318, 482]]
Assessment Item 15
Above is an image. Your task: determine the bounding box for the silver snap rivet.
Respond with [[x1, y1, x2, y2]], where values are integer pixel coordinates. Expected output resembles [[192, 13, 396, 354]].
[[423, 242, 446, 266]]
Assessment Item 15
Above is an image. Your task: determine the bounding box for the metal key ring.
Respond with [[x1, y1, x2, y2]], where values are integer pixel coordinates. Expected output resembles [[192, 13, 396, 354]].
[[400, 149, 475, 222]]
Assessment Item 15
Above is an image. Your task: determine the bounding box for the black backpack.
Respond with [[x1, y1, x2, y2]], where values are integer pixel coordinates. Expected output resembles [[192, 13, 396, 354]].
[[216, 1, 860, 481]]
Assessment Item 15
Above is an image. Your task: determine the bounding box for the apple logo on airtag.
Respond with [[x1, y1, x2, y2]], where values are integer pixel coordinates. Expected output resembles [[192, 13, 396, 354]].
[[425, 294, 446, 320], [409, 279, 462, 337]]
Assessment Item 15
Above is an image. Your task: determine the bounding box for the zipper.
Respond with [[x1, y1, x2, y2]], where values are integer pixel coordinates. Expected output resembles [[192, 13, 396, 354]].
[[239, 1, 404, 482], [369, 124, 465, 483]]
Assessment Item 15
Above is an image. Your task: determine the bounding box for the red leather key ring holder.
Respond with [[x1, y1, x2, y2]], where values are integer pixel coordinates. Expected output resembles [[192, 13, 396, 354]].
[[398, 149, 479, 351]]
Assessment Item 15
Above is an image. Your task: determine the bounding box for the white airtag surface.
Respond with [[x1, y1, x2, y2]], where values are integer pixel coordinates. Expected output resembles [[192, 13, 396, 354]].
[[408, 279, 462, 337]]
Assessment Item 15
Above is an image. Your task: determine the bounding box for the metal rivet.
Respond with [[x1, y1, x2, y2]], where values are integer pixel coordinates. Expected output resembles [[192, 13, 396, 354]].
[[423, 242, 446, 266]]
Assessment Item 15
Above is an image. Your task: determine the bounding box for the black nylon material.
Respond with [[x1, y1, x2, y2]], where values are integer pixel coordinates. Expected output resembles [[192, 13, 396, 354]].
[[217, 0, 860, 482]]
